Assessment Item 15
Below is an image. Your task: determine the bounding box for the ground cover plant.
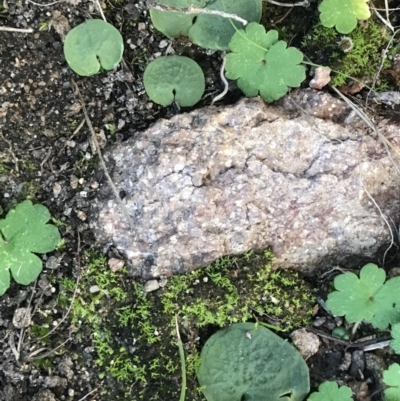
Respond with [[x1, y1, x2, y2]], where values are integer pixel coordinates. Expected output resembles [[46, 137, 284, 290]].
[[62, 0, 377, 106], [57, 250, 314, 400], [1, 0, 399, 399], [325, 263, 400, 329], [64, 19, 124, 76], [0, 200, 60, 295], [197, 322, 310, 401]]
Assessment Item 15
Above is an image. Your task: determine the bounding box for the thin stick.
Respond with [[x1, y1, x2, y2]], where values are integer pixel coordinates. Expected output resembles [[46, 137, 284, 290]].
[[211, 53, 228, 105], [265, 0, 309, 7], [363, 186, 394, 264], [26, 0, 64, 6], [0, 26, 33, 33], [77, 388, 99, 401], [329, 87, 399, 264], [27, 337, 71, 360], [95, 0, 106, 22], [152, 2, 248, 26], [71, 79, 135, 230], [175, 315, 187, 401], [58, 118, 85, 155], [366, 28, 400, 104], [372, 6, 394, 32]]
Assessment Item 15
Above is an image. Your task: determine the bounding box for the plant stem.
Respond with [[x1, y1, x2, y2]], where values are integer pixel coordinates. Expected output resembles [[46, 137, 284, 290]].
[[175, 315, 187, 401]]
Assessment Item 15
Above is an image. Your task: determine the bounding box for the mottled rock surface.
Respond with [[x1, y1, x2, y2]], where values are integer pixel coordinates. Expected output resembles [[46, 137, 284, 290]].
[[90, 89, 400, 278]]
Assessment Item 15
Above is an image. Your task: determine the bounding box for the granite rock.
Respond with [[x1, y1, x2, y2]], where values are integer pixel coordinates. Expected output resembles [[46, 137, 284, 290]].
[[90, 90, 400, 278]]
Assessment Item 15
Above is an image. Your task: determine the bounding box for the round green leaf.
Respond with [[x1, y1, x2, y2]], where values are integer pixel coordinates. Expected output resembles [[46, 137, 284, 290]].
[[143, 56, 205, 107], [64, 19, 124, 76], [150, 0, 262, 50], [197, 322, 310, 401]]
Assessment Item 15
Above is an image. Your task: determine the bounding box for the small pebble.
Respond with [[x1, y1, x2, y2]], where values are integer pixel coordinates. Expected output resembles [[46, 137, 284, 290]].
[[144, 279, 160, 293], [290, 328, 320, 359], [13, 308, 31, 329]]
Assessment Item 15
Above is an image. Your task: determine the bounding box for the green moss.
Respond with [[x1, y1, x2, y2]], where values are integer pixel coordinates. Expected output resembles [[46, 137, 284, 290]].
[[57, 249, 315, 400], [302, 21, 391, 88]]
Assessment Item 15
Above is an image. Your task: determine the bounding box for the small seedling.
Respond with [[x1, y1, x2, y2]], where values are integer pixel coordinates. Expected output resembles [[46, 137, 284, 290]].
[[64, 19, 124, 76], [143, 56, 205, 107], [383, 363, 400, 401], [331, 327, 350, 340], [307, 381, 353, 401], [150, 0, 262, 50], [318, 0, 371, 34], [225, 23, 306, 102], [0, 200, 60, 296], [197, 322, 310, 401], [325, 263, 400, 329]]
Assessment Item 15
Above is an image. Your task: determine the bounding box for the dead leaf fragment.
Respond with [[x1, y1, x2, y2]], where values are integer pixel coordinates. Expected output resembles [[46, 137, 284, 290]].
[[309, 67, 331, 90]]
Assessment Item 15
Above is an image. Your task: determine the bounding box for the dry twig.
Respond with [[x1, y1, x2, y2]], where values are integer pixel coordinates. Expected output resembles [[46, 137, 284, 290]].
[[71, 79, 135, 230], [0, 26, 33, 33], [152, 1, 248, 25]]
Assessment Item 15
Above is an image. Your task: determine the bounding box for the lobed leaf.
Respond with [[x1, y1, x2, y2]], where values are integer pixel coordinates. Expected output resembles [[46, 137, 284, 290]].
[[318, 0, 371, 34], [0, 200, 60, 296], [325, 263, 400, 329], [225, 23, 305, 102], [64, 19, 124, 76], [383, 363, 400, 401], [307, 381, 353, 401]]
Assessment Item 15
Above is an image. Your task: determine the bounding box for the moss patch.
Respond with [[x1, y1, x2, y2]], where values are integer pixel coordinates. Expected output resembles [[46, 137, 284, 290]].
[[302, 20, 391, 88], [58, 250, 315, 400]]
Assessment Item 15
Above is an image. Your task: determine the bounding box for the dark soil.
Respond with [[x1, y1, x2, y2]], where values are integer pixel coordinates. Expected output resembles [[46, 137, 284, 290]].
[[0, 0, 400, 400]]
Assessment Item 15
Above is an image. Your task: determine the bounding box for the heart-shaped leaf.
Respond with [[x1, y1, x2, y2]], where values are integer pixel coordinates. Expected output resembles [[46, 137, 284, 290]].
[[150, 0, 262, 50], [64, 19, 124, 76], [197, 322, 310, 401], [143, 56, 205, 107]]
